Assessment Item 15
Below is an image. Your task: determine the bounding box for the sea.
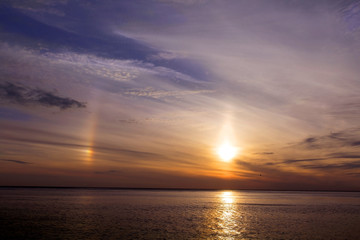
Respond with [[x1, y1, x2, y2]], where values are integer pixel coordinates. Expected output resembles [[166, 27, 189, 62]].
[[0, 188, 360, 239]]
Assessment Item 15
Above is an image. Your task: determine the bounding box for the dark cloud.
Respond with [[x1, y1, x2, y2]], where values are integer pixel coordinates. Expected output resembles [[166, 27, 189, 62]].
[[299, 128, 360, 150], [0, 82, 86, 109], [304, 137, 316, 143], [271, 153, 360, 171], [269, 154, 360, 167], [264, 162, 275, 166], [1, 159, 31, 164], [300, 137, 320, 149]]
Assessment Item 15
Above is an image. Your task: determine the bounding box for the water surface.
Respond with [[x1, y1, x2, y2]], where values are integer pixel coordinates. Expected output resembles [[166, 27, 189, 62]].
[[1, 188, 360, 239]]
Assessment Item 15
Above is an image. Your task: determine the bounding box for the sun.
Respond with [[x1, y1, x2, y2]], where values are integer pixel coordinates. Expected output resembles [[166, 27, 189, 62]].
[[217, 140, 238, 162]]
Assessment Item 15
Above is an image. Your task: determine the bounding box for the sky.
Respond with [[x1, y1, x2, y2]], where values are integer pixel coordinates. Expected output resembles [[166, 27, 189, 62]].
[[1, 0, 360, 190]]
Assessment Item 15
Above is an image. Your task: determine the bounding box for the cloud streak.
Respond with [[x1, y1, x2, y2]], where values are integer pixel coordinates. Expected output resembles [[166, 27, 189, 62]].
[[2, 135, 163, 160], [1, 159, 31, 164], [123, 87, 214, 99], [302, 161, 360, 170]]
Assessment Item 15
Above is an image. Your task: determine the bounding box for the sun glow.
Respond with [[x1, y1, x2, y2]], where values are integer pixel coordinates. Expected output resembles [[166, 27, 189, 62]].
[[217, 141, 238, 162], [221, 191, 234, 204]]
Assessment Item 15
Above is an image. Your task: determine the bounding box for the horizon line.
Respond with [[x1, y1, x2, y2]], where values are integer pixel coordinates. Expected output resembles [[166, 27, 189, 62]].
[[1, 186, 359, 192]]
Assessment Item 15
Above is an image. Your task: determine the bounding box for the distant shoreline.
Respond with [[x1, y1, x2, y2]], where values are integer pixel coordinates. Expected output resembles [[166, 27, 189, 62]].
[[1, 186, 359, 192]]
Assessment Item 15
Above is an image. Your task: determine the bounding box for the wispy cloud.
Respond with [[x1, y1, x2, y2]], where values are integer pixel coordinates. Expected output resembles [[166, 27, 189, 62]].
[[302, 161, 360, 170], [329, 153, 360, 159], [123, 87, 214, 99]]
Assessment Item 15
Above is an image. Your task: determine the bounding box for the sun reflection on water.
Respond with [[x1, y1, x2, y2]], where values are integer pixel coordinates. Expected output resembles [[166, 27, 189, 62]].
[[216, 191, 241, 239], [222, 191, 234, 204]]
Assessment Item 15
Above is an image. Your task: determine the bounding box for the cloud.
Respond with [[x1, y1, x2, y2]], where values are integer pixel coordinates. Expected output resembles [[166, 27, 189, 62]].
[[3, 135, 162, 160], [94, 170, 120, 175], [1, 0, 360, 190], [234, 159, 327, 190], [118, 119, 139, 124], [340, 1, 360, 31], [266, 153, 360, 167], [329, 153, 360, 159], [282, 158, 326, 164], [0, 81, 86, 109], [0, 4, 209, 81], [0, 159, 31, 164], [346, 172, 360, 177], [261, 152, 360, 174], [0, 5, 155, 60], [329, 98, 360, 119], [302, 161, 360, 170], [304, 137, 316, 143], [298, 128, 360, 150], [255, 152, 274, 155], [8, 0, 68, 16], [123, 87, 214, 99]]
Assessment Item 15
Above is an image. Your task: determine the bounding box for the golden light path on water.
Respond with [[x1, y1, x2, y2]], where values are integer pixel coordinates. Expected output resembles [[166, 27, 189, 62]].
[[216, 191, 241, 239]]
